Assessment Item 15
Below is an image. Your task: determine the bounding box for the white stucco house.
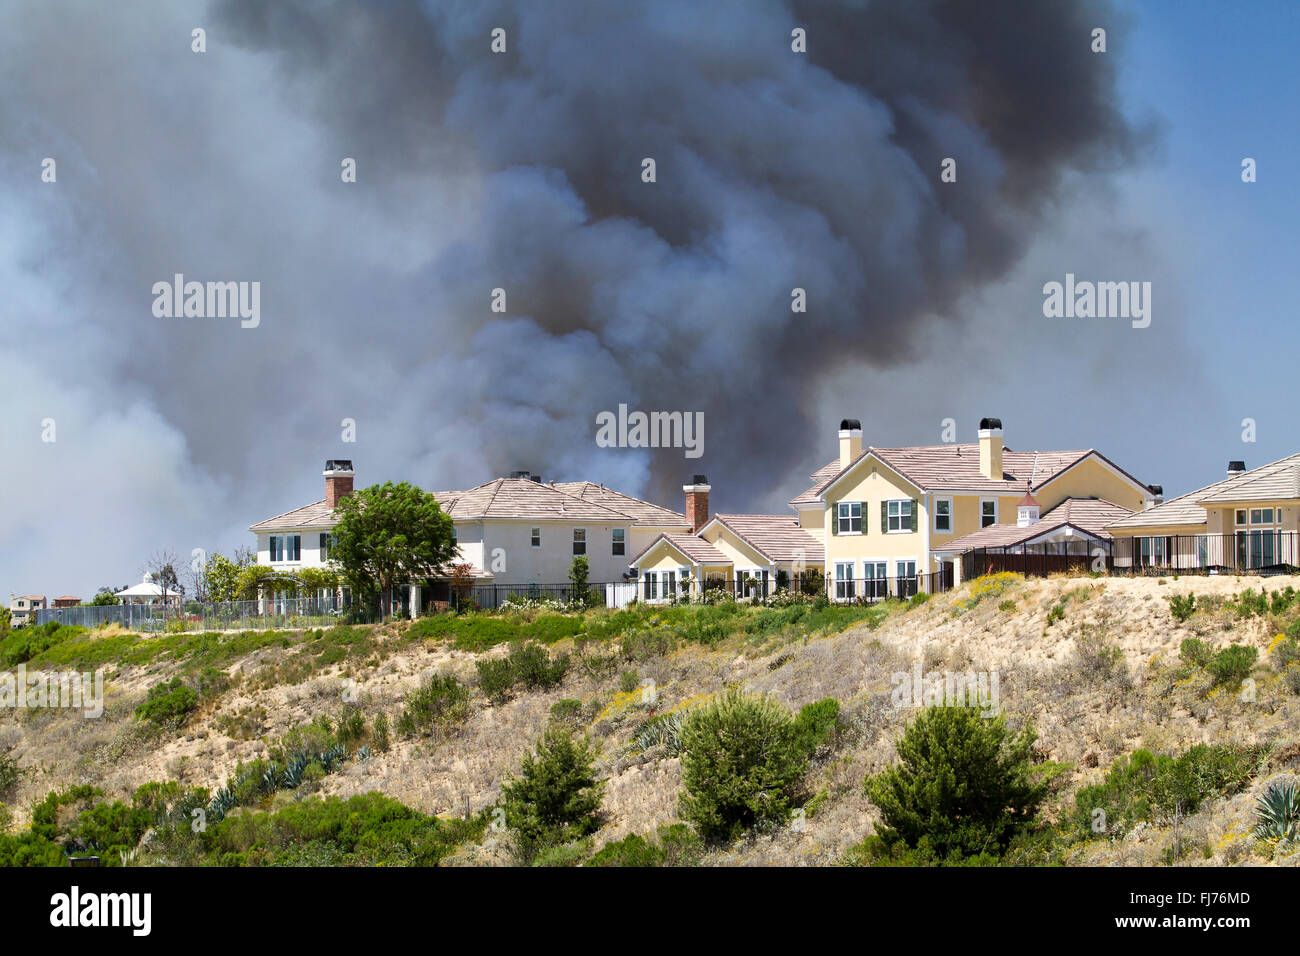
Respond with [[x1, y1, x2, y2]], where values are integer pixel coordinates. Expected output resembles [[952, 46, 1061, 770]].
[[249, 461, 692, 613]]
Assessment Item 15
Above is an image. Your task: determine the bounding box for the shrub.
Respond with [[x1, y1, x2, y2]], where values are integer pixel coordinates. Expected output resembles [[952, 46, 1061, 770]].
[[632, 711, 688, 756], [585, 833, 665, 867], [1046, 604, 1065, 626], [1169, 593, 1197, 622], [1075, 744, 1263, 837], [501, 728, 604, 862], [372, 712, 391, 753], [510, 641, 569, 690], [792, 698, 840, 756], [0, 750, 22, 797], [619, 670, 640, 694], [678, 692, 808, 841], [476, 657, 516, 704], [864, 706, 1047, 860], [397, 673, 470, 736], [135, 678, 199, 725], [1180, 637, 1213, 669], [550, 699, 583, 724], [998, 600, 1016, 613], [1253, 780, 1299, 843], [1206, 644, 1257, 688], [336, 706, 366, 744]]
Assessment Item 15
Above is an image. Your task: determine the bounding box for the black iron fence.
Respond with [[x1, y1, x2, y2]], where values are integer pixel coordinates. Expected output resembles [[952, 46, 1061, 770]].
[[34, 594, 357, 631], [827, 570, 954, 603], [963, 531, 1300, 581]]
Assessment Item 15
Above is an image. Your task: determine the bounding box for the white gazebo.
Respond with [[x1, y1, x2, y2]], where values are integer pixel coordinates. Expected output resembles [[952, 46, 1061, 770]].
[[116, 573, 182, 607]]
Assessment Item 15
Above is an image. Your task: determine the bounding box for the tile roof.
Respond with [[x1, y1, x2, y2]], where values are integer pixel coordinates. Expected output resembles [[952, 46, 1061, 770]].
[[792, 444, 1143, 502], [934, 497, 1133, 552], [551, 481, 688, 526], [710, 514, 825, 564], [249, 499, 337, 532], [1107, 452, 1300, 529], [252, 477, 684, 531], [632, 532, 731, 566]]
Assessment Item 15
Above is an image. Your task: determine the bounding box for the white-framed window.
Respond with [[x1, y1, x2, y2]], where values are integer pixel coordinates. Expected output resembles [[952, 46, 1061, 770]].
[[933, 497, 952, 533], [837, 501, 863, 534], [269, 535, 301, 562], [1196, 534, 1209, 567], [573, 528, 586, 555], [834, 562, 856, 601], [896, 559, 918, 598], [886, 499, 913, 533], [644, 571, 658, 600], [863, 560, 887, 600], [319, 533, 335, 561], [612, 528, 626, 556], [980, 498, 998, 528], [530, 527, 541, 548]]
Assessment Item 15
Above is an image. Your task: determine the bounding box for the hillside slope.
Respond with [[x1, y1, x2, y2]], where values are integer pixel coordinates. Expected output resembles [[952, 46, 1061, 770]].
[[2, 573, 1299, 866]]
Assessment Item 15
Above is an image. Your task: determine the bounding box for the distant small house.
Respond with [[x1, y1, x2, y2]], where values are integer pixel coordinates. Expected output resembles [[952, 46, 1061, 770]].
[[52, 596, 82, 609], [8, 594, 47, 626]]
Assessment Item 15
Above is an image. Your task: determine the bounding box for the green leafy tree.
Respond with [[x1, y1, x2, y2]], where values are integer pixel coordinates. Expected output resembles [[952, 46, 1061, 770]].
[[501, 727, 604, 861], [90, 587, 122, 607], [678, 691, 809, 841], [864, 706, 1047, 860], [568, 554, 592, 605], [204, 552, 249, 603], [330, 482, 457, 619]]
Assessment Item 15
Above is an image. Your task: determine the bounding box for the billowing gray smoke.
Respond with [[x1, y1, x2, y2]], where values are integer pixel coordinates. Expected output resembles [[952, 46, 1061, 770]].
[[4, 0, 1141, 537]]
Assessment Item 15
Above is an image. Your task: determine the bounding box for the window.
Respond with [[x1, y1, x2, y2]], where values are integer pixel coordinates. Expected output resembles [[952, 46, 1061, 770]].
[[934, 498, 952, 533], [863, 560, 887, 600], [896, 559, 918, 598], [573, 528, 586, 555], [643, 572, 658, 601], [886, 499, 913, 533], [981, 499, 998, 528], [612, 528, 625, 556], [1196, 534, 1209, 567], [837, 501, 862, 534], [531, 528, 541, 548], [834, 562, 856, 601], [319, 533, 334, 562], [270, 535, 300, 563]]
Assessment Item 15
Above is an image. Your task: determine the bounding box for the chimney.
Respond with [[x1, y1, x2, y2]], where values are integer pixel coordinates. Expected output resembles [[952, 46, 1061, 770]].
[[1144, 484, 1164, 509], [684, 474, 710, 533], [1228, 460, 1246, 477], [838, 419, 862, 471], [324, 460, 355, 509], [978, 417, 1003, 480]]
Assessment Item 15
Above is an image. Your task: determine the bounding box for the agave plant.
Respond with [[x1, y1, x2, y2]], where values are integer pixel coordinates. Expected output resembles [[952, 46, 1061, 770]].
[[261, 763, 281, 794], [1254, 780, 1300, 842], [634, 711, 687, 756], [281, 762, 303, 789], [356, 745, 372, 763]]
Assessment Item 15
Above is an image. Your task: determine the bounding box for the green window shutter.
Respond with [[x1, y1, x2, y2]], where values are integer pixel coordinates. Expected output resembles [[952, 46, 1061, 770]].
[[830, 507, 839, 536], [910, 499, 919, 532], [881, 502, 888, 534]]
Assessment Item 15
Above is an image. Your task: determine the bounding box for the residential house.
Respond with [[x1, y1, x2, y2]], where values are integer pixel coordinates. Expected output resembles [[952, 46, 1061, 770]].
[[631, 477, 825, 602], [630, 417, 1152, 603], [1105, 455, 1300, 571], [805, 417, 1151, 598], [8, 594, 47, 626], [249, 461, 691, 613], [52, 596, 82, 609]]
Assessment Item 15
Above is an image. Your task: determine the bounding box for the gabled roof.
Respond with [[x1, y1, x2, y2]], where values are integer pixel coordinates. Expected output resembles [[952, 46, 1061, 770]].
[[252, 476, 683, 531], [550, 481, 688, 526], [1196, 453, 1300, 504], [705, 514, 825, 564], [1107, 452, 1300, 530], [249, 499, 337, 532], [934, 497, 1133, 553], [630, 532, 731, 567], [795, 444, 1146, 502]]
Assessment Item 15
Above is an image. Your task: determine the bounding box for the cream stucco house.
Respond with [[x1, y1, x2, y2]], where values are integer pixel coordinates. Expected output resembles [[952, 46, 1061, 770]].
[[631, 417, 1153, 602], [1105, 455, 1300, 571]]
